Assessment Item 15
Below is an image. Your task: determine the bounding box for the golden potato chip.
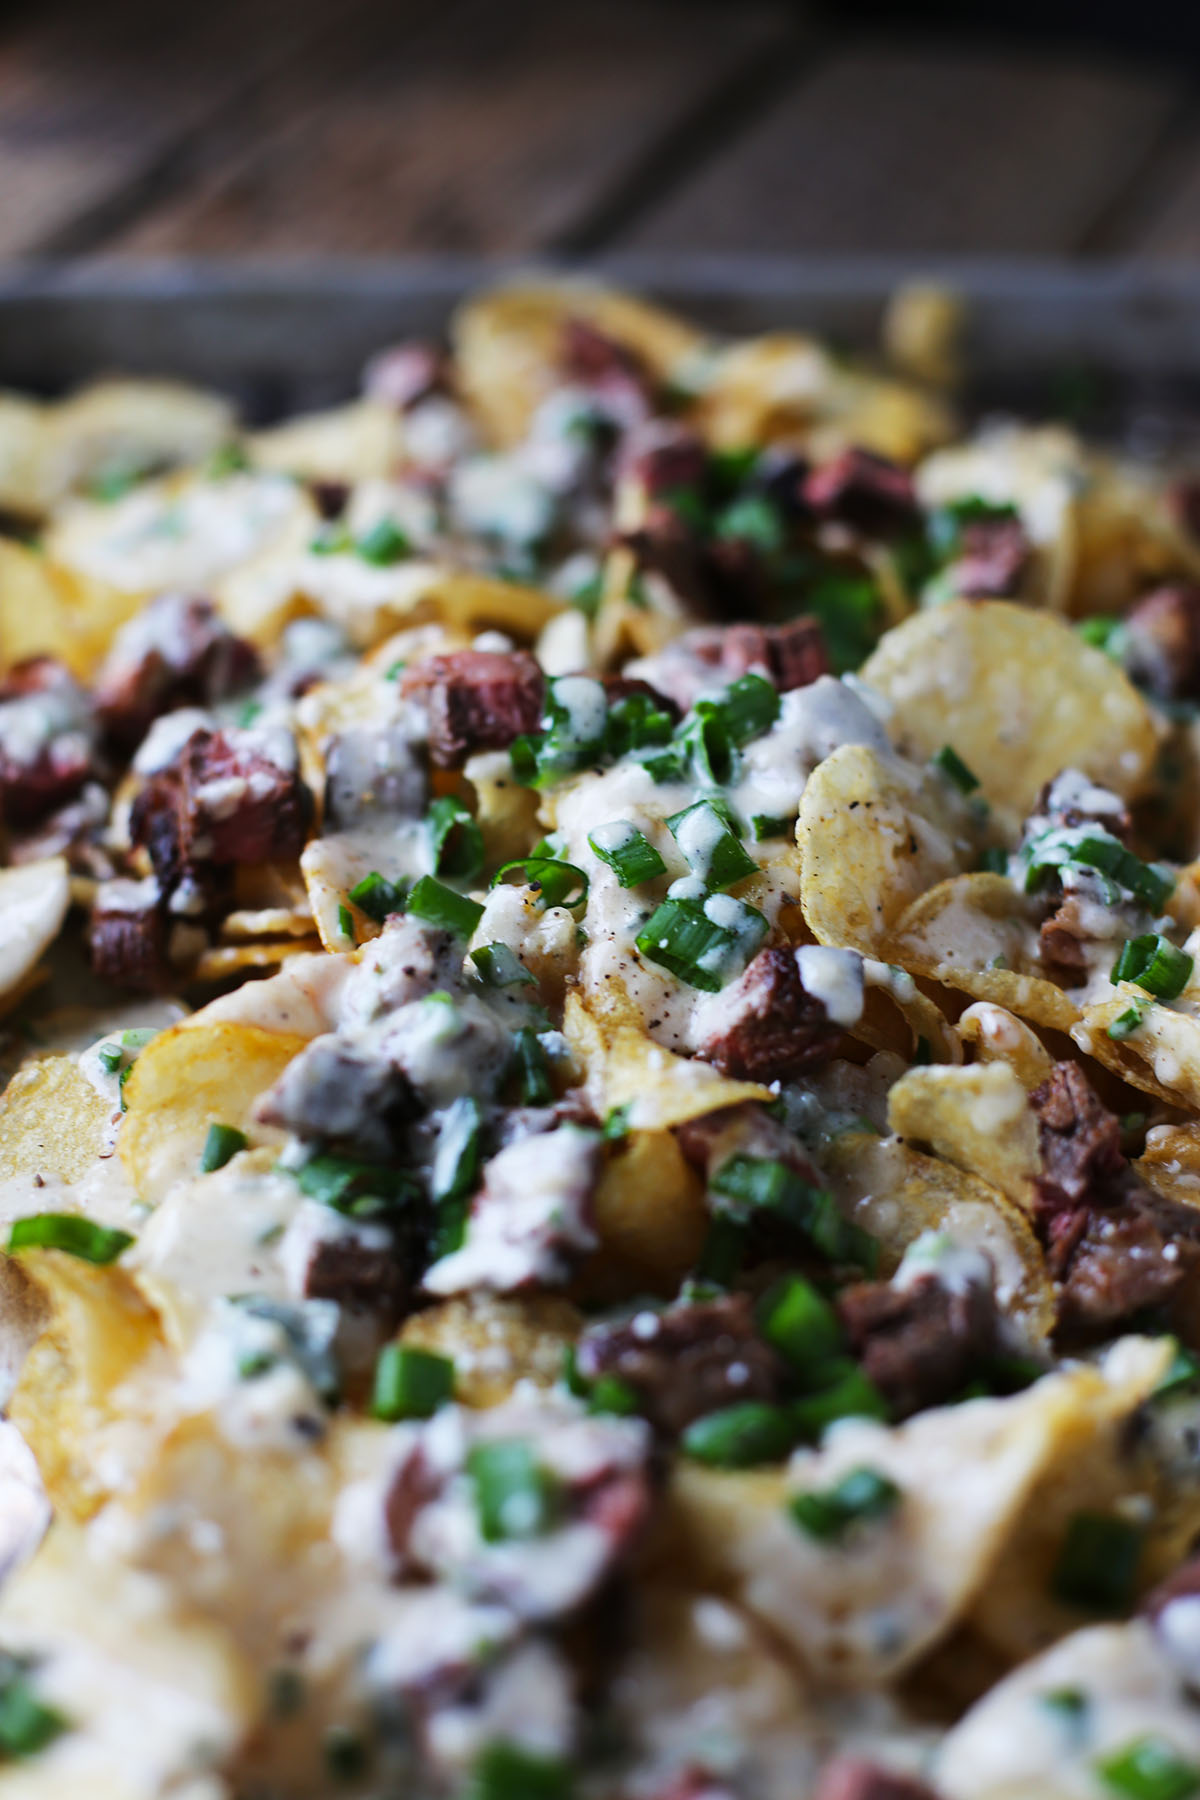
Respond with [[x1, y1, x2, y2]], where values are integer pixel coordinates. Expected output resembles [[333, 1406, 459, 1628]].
[[0, 857, 71, 1014], [191, 936, 323, 984], [0, 1053, 112, 1185], [890, 872, 1082, 1036], [887, 1063, 1041, 1208], [249, 398, 401, 482], [798, 743, 972, 955], [957, 1000, 1056, 1090], [1072, 987, 1200, 1110], [399, 1291, 583, 1407], [453, 282, 706, 446], [860, 600, 1159, 811], [1138, 1121, 1200, 1208], [8, 1251, 161, 1519], [822, 1130, 1054, 1342], [219, 906, 315, 943], [564, 991, 770, 1132], [587, 1127, 709, 1293], [119, 1021, 306, 1204]]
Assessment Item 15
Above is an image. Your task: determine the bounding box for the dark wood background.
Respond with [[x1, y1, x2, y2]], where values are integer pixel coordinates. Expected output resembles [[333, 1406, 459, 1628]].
[[1, 0, 1199, 263]]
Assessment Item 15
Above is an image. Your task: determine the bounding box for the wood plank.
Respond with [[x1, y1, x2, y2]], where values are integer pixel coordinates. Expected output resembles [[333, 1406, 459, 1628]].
[[0, 0, 395, 257], [622, 43, 1184, 254], [107, 0, 792, 255]]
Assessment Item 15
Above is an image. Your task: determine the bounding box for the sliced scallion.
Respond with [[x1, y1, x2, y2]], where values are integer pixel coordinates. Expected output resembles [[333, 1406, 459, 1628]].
[[788, 1465, 901, 1541], [406, 875, 484, 937], [8, 1213, 133, 1264], [371, 1344, 455, 1421], [681, 1401, 798, 1468], [1111, 933, 1193, 1001], [427, 795, 485, 883], [348, 869, 409, 924], [588, 821, 666, 888], [200, 1122, 248, 1174]]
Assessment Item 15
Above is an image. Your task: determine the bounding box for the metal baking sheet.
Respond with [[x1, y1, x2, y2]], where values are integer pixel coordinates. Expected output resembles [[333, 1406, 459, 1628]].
[[2, 255, 1200, 442]]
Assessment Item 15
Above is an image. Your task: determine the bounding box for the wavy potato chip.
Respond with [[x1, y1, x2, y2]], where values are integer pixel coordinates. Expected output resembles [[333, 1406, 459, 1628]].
[[0, 540, 137, 676], [0, 1053, 113, 1185], [957, 1001, 1056, 1090], [890, 872, 1082, 1036], [249, 397, 402, 482], [0, 856, 70, 1012], [887, 1063, 1041, 1209], [453, 282, 707, 447], [1072, 986, 1200, 1109], [669, 1365, 1109, 1686], [192, 935, 323, 984], [399, 1291, 583, 1408], [798, 743, 972, 955], [861, 600, 1159, 811], [119, 1021, 306, 1204], [587, 1127, 709, 1292], [564, 990, 770, 1132], [822, 1130, 1054, 1342], [7, 1252, 161, 1519]]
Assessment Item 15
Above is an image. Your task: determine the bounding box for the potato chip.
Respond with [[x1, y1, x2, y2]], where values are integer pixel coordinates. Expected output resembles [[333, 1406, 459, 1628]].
[[798, 743, 972, 955], [668, 1363, 1113, 1686], [119, 1021, 306, 1204], [249, 398, 402, 483], [398, 1291, 583, 1407], [957, 1000, 1056, 1090], [0, 1053, 113, 1185], [587, 1127, 709, 1293], [191, 936, 323, 984], [8, 1251, 161, 1519], [822, 1129, 1053, 1341], [564, 990, 770, 1132], [0, 857, 71, 1013], [887, 1063, 1041, 1208], [1072, 986, 1200, 1110], [890, 872, 1082, 1036], [1137, 1121, 1200, 1208], [861, 600, 1159, 812], [453, 282, 707, 446]]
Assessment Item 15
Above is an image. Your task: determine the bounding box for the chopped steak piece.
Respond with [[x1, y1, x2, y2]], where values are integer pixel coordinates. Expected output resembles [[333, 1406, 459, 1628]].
[[1055, 1192, 1200, 1340], [88, 878, 171, 992], [94, 593, 260, 751], [401, 649, 544, 768], [1037, 898, 1096, 986], [837, 1271, 999, 1419], [576, 1292, 784, 1436], [619, 505, 713, 614], [130, 724, 311, 884], [1031, 768, 1132, 842], [675, 1100, 823, 1186], [257, 1037, 420, 1162], [1123, 583, 1200, 702], [698, 947, 845, 1082], [10, 780, 113, 877], [563, 317, 651, 394], [0, 656, 96, 827], [689, 618, 830, 692], [300, 1229, 409, 1327], [622, 422, 708, 498], [802, 448, 918, 536], [813, 1759, 944, 1800], [364, 340, 448, 411], [1030, 1061, 1125, 1209], [949, 515, 1030, 599]]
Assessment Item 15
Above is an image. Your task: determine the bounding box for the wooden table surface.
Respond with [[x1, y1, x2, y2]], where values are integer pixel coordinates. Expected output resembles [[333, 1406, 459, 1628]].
[[1, 0, 1198, 263]]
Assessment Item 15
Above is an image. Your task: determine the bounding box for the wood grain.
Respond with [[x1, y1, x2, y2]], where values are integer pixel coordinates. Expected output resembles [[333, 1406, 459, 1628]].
[[623, 43, 1184, 254], [106, 0, 793, 255]]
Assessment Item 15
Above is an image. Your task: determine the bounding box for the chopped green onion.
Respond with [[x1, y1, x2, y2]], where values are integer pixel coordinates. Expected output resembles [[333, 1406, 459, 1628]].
[[694, 1213, 747, 1286], [510, 675, 609, 787], [406, 875, 484, 937], [1077, 615, 1128, 657], [1111, 933, 1193, 1001], [790, 1362, 889, 1437], [8, 1213, 133, 1264], [605, 691, 675, 758], [200, 1122, 248, 1174], [492, 858, 589, 913], [681, 1401, 798, 1469], [1053, 1511, 1144, 1611], [295, 1154, 416, 1217], [710, 1155, 877, 1270], [1023, 829, 1174, 912], [602, 1103, 632, 1141], [667, 800, 757, 889], [467, 1439, 560, 1542], [0, 1657, 68, 1760], [751, 813, 793, 841], [1095, 1735, 1200, 1800], [470, 942, 535, 988], [122, 1027, 157, 1050], [756, 1274, 843, 1374], [427, 795, 485, 883], [635, 893, 767, 992], [348, 870, 409, 924], [432, 1095, 482, 1205], [588, 1374, 641, 1417], [714, 492, 785, 553], [1040, 1685, 1089, 1722], [356, 517, 410, 565], [510, 1028, 553, 1105], [96, 1041, 123, 1074], [588, 821, 666, 888], [205, 442, 249, 479], [1108, 1005, 1145, 1041], [978, 846, 1009, 874], [371, 1344, 455, 1421], [788, 1465, 901, 1541], [1154, 1340, 1200, 1401], [466, 1741, 573, 1800], [716, 673, 780, 746], [933, 744, 980, 793], [310, 523, 353, 555], [337, 902, 355, 945]]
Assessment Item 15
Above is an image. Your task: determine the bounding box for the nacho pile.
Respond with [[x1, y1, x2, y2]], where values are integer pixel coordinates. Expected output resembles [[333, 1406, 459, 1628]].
[[2, 280, 1200, 1798]]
